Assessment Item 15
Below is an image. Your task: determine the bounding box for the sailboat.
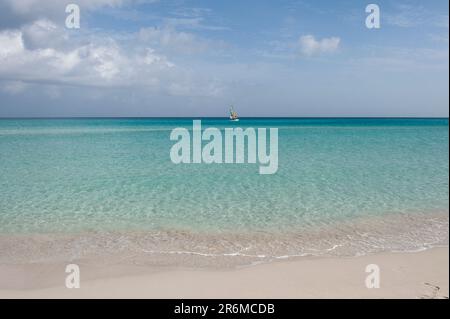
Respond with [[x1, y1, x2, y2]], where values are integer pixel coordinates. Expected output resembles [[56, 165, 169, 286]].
[[229, 106, 239, 122]]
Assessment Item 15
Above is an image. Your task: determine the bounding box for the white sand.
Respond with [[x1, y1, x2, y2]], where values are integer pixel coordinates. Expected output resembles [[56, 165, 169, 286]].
[[0, 247, 448, 299]]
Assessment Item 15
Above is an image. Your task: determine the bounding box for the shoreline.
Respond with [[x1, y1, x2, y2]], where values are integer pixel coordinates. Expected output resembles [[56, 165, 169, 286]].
[[1, 247, 448, 299], [1, 210, 447, 269]]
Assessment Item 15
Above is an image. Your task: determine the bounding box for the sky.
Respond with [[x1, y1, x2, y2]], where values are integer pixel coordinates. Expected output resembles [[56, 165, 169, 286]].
[[0, 0, 448, 117]]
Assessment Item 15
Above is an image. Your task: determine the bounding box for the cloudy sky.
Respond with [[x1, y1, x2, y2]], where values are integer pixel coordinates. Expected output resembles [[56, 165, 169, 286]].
[[0, 0, 448, 117]]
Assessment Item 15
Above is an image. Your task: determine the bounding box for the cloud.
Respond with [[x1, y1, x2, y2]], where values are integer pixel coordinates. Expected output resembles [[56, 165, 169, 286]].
[[0, 30, 24, 57], [166, 6, 229, 31], [0, 25, 168, 86], [299, 35, 340, 56], [385, 4, 449, 29], [21, 19, 69, 50], [0, 21, 225, 98], [138, 27, 209, 54], [0, 0, 157, 29], [0, 0, 229, 102], [164, 17, 229, 31]]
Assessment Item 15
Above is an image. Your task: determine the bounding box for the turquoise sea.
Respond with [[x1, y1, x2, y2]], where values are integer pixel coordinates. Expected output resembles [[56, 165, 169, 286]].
[[0, 118, 448, 267]]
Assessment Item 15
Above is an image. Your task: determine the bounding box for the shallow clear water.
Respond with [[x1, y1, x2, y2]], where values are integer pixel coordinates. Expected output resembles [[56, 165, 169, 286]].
[[0, 118, 448, 266]]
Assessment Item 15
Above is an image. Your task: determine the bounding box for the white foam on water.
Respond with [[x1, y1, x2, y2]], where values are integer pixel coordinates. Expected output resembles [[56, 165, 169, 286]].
[[0, 210, 447, 268]]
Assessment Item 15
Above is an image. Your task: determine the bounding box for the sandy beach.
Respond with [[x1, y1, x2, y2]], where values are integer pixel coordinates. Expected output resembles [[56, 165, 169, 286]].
[[0, 247, 447, 299]]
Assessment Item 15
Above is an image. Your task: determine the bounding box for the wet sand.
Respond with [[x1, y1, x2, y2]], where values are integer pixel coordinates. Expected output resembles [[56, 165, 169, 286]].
[[0, 247, 448, 299]]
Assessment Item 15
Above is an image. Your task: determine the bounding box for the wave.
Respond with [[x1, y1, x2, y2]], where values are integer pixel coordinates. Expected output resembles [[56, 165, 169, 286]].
[[0, 210, 447, 268]]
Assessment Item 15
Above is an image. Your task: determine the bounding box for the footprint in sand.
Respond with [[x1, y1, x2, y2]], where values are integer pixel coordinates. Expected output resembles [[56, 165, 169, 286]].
[[419, 283, 449, 299]]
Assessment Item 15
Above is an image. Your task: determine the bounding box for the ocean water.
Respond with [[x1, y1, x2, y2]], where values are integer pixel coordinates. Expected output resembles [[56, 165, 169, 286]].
[[0, 118, 448, 267]]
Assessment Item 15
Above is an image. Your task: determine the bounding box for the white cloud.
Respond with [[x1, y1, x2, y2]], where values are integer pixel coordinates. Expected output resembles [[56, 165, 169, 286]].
[[138, 27, 211, 54], [0, 0, 227, 100], [3, 0, 137, 15], [299, 35, 340, 56], [139, 48, 174, 68], [385, 5, 449, 29], [0, 0, 158, 29], [0, 26, 164, 84], [0, 30, 24, 57], [0, 23, 225, 98], [164, 17, 229, 31], [21, 19, 68, 50]]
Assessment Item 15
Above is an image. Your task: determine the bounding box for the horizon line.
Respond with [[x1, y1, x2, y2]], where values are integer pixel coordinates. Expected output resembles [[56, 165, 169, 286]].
[[0, 116, 449, 120]]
